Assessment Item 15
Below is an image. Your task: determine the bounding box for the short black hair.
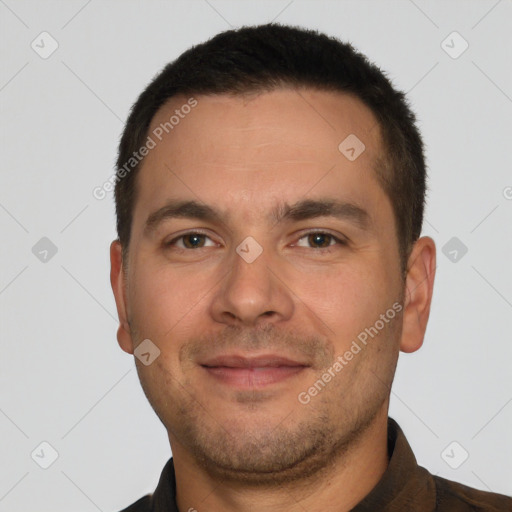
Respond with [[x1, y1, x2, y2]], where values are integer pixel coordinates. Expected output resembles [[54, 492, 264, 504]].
[[115, 23, 426, 273]]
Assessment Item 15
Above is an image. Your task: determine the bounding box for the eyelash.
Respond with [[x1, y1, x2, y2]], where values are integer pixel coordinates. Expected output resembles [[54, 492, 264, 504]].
[[165, 230, 347, 252]]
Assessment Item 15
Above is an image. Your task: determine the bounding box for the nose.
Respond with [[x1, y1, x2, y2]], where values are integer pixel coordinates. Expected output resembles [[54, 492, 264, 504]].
[[209, 243, 295, 328]]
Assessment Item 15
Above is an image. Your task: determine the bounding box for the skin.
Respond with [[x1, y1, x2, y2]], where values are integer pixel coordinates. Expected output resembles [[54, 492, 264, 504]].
[[111, 88, 436, 512]]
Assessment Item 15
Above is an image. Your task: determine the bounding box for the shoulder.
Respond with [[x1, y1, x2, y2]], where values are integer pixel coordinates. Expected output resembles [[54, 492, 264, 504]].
[[116, 495, 152, 512], [114, 457, 176, 512], [434, 475, 512, 511]]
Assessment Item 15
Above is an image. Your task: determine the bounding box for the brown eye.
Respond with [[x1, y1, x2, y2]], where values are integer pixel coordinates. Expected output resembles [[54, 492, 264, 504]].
[[166, 232, 215, 249], [307, 233, 334, 248], [295, 231, 346, 249], [182, 233, 206, 248]]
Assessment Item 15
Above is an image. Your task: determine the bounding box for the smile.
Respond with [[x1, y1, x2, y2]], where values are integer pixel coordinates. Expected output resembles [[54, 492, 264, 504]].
[[200, 354, 309, 388]]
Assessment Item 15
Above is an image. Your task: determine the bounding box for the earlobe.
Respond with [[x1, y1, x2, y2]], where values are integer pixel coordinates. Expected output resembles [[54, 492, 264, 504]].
[[110, 240, 134, 354], [399, 236, 436, 354]]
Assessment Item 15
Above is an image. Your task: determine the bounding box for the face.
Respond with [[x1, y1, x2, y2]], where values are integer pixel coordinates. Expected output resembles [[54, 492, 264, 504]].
[[111, 89, 428, 484]]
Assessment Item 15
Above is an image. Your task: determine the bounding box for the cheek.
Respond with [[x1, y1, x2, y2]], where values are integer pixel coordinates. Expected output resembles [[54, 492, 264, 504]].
[[127, 261, 203, 341], [127, 256, 227, 375], [292, 259, 395, 343], [134, 354, 186, 428], [306, 264, 401, 404]]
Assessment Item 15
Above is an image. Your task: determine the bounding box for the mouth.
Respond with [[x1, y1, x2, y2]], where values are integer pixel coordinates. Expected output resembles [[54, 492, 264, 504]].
[[200, 354, 309, 389]]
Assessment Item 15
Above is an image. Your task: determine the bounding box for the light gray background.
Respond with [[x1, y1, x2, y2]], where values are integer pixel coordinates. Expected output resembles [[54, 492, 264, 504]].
[[1, 1, 511, 510]]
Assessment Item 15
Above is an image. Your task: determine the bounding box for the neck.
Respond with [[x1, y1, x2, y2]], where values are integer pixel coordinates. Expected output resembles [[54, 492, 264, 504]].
[[171, 408, 390, 512]]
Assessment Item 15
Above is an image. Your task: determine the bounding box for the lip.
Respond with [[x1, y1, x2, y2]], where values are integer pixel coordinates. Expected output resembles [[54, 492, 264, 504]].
[[200, 354, 309, 389]]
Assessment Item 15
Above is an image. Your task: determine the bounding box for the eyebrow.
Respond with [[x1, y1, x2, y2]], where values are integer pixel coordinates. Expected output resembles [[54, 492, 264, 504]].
[[144, 198, 371, 235], [144, 200, 224, 235], [272, 199, 371, 229]]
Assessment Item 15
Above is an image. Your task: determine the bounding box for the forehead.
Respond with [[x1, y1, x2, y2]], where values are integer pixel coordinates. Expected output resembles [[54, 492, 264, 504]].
[[147, 88, 382, 166], [134, 88, 388, 227]]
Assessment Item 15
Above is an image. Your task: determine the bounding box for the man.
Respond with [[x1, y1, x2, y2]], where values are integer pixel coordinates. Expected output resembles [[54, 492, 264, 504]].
[[110, 23, 511, 511]]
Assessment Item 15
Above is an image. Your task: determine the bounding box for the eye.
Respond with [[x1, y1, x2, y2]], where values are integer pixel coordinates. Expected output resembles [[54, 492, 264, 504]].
[[166, 232, 216, 249], [295, 231, 346, 249]]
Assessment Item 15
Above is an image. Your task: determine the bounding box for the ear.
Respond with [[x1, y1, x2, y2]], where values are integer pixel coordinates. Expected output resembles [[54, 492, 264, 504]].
[[400, 236, 436, 353], [110, 240, 134, 354]]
